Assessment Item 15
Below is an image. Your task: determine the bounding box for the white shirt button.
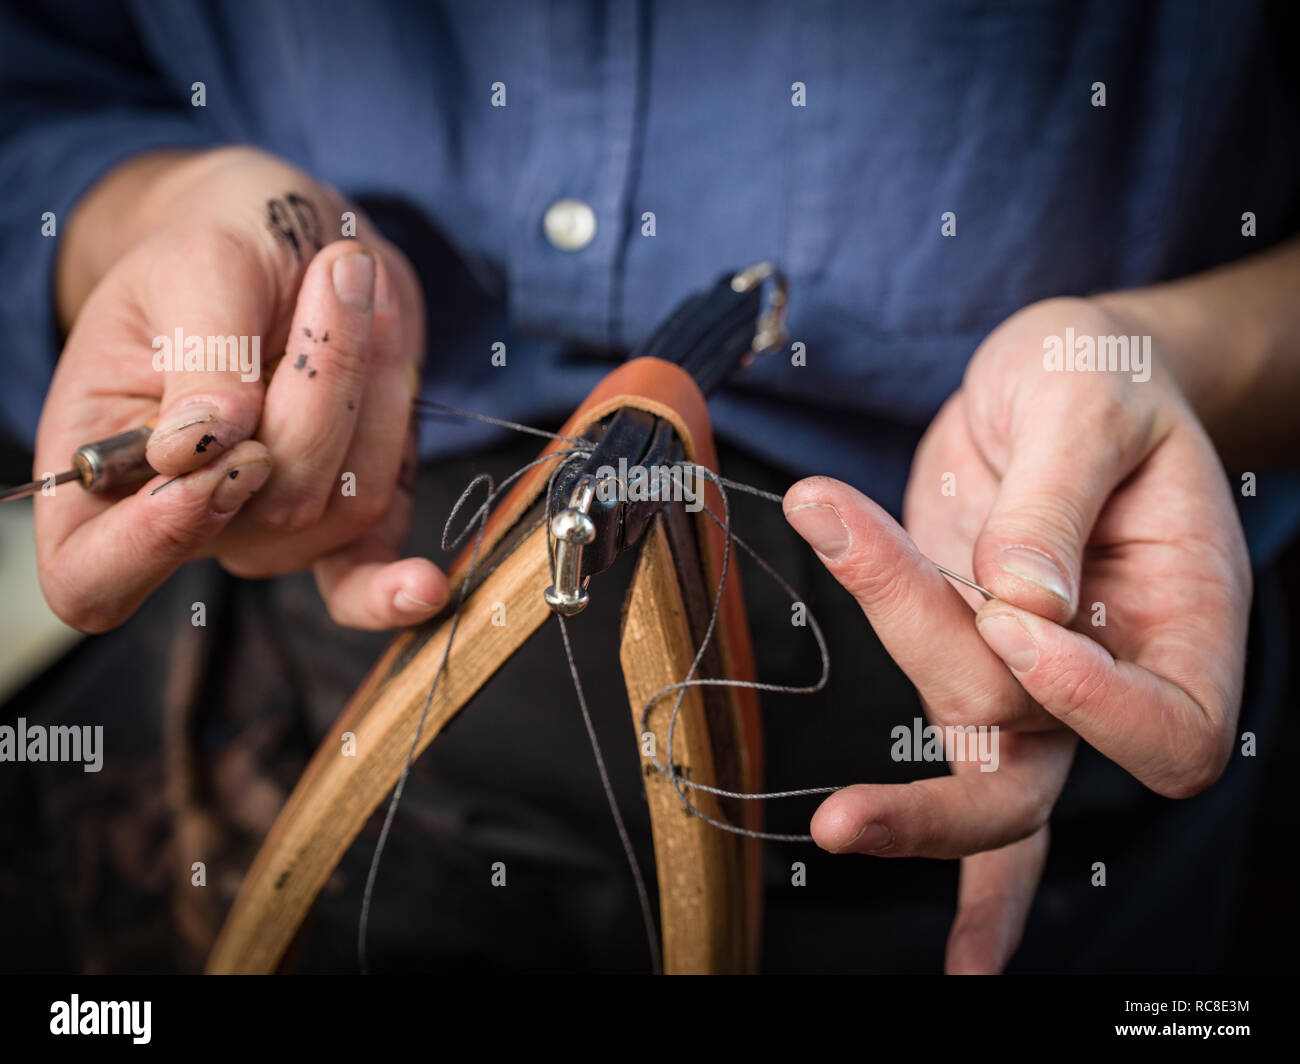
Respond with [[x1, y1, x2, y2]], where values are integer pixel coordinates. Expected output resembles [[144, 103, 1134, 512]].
[[543, 198, 597, 251]]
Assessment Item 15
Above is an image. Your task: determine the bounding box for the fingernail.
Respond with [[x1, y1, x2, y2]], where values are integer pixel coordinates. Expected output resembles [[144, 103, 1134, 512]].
[[977, 613, 1039, 673], [332, 251, 375, 312], [836, 822, 893, 853], [153, 402, 219, 440], [997, 546, 1071, 605], [211, 459, 271, 515], [786, 502, 850, 560], [394, 588, 440, 615]]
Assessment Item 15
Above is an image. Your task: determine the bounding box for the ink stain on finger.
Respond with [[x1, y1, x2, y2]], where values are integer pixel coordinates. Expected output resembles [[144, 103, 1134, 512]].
[[195, 433, 218, 454], [303, 327, 312, 338], [308, 369, 317, 378], [321, 331, 329, 342], [228, 469, 239, 479], [347, 400, 356, 411], [294, 353, 308, 370]]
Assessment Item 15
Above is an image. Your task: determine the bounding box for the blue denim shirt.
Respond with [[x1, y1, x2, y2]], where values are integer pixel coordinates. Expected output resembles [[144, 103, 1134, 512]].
[[3, 0, 1298, 558]]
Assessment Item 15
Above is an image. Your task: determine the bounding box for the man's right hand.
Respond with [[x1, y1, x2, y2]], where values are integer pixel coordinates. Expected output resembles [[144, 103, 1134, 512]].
[[35, 146, 447, 632]]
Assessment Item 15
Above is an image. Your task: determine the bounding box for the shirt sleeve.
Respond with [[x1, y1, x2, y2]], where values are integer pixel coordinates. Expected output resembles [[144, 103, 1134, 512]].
[[0, 0, 214, 449]]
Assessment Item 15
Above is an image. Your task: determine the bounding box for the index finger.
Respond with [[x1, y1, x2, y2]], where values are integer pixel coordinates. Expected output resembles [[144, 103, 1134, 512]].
[[784, 476, 1047, 731], [140, 232, 275, 474]]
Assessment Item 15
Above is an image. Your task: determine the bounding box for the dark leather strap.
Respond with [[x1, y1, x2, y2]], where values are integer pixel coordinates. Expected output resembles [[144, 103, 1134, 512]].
[[547, 266, 781, 581]]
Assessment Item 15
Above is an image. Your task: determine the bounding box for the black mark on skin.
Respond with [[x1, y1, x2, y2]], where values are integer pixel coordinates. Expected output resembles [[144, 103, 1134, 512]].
[[266, 198, 299, 259], [303, 327, 312, 338], [321, 331, 329, 342], [286, 192, 322, 251], [294, 354, 308, 370], [228, 469, 239, 479], [308, 369, 317, 378], [265, 191, 323, 263], [347, 400, 356, 411], [195, 434, 217, 454]]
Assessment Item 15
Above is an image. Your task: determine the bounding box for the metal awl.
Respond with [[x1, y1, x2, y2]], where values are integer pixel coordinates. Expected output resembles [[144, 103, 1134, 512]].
[[0, 424, 156, 502]]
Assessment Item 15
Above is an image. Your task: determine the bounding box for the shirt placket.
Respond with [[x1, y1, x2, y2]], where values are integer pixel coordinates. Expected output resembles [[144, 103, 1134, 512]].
[[508, 0, 642, 348]]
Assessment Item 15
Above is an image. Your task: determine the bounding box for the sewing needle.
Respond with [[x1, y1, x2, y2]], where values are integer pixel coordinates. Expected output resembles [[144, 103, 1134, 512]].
[[933, 563, 996, 600]]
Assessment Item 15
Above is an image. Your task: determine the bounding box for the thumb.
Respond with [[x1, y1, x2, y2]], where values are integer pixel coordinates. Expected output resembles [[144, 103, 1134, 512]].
[[971, 397, 1149, 624]]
